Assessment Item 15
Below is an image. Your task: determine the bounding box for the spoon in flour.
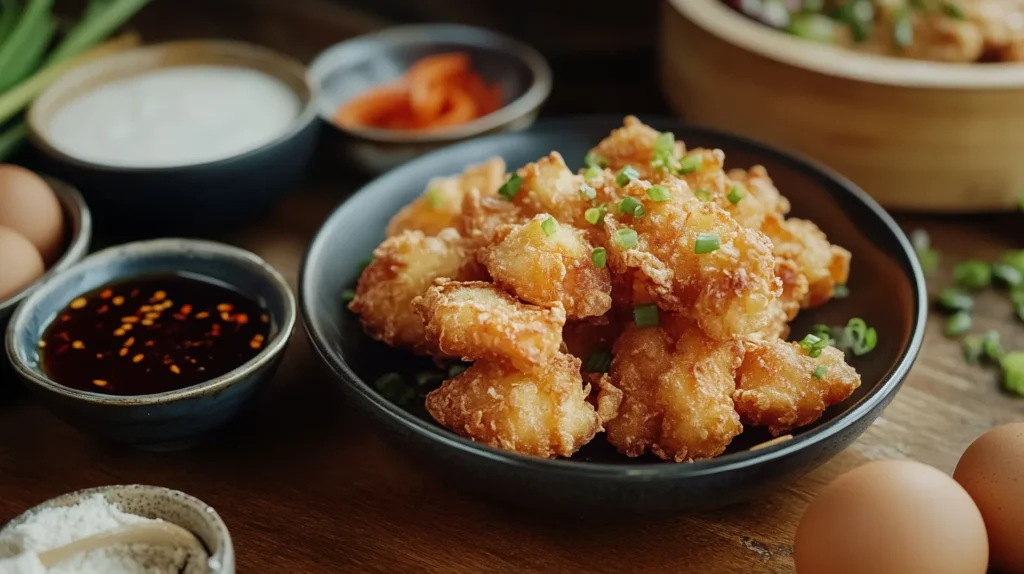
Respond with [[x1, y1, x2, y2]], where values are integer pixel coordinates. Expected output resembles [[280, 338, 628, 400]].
[[37, 522, 210, 569]]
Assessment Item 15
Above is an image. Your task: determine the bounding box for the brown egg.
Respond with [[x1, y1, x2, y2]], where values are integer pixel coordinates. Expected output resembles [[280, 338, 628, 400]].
[[0, 225, 44, 300], [954, 423, 1024, 574], [0, 164, 64, 264], [795, 460, 988, 574]]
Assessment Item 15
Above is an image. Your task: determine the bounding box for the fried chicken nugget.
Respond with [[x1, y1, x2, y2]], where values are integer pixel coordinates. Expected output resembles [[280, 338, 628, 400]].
[[512, 152, 598, 229], [733, 340, 861, 436], [762, 214, 851, 308], [349, 229, 483, 354], [413, 280, 565, 372], [605, 319, 745, 462], [588, 115, 685, 181], [458, 187, 528, 247], [386, 158, 506, 237], [424, 354, 601, 458], [605, 179, 781, 340], [480, 214, 612, 319]]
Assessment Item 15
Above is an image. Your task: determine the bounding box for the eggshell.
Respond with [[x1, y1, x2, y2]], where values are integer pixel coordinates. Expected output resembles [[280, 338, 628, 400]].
[[0, 225, 44, 300], [954, 423, 1024, 574], [0, 164, 64, 264], [794, 460, 988, 574]]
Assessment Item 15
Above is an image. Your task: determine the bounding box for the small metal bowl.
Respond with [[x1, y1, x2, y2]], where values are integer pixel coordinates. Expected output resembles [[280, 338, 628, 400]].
[[5, 239, 295, 450], [0, 484, 234, 573], [0, 176, 91, 343], [309, 24, 552, 173]]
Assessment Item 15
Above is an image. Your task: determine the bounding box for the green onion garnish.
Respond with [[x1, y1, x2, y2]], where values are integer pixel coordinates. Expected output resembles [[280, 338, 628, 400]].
[[910, 229, 940, 273], [678, 154, 703, 175], [633, 304, 660, 328], [954, 261, 992, 290], [1005, 250, 1024, 274], [342, 289, 356, 303], [579, 184, 597, 202], [941, 2, 965, 19], [910, 228, 931, 253], [694, 232, 721, 254], [426, 187, 444, 209], [833, 284, 850, 299], [375, 372, 416, 406], [946, 311, 972, 337], [799, 333, 829, 358], [618, 197, 646, 218], [585, 204, 608, 226], [962, 334, 984, 364], [584, 151, 608, 169], [893, 12, 914, 48], [695, 188, 713, 202], [592, 247, 607, 269], [812, 365, 828, 379], [937, 288, 974, 313], [811, 323, 835, 345], [650, 132, 678, 171], [615, 165, 639, 187], [992, 262, 1023, 288], [845, 318, 877, 356], [541, 217, 557, 237], [585, 349, 613, 373], [498, 173, 524, 201], [614, 228, 638, 249], [727, 185, 745, 204], [982, 330, 1005, 361], [789, 13, 840, 43], [584, 165, 602, 181], [646, 185, 671, 202], [1001, 352, 1024, 396]]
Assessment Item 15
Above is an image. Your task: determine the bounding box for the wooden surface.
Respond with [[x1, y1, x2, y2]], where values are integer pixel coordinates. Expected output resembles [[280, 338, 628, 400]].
[[2, 1, 1023, 572]]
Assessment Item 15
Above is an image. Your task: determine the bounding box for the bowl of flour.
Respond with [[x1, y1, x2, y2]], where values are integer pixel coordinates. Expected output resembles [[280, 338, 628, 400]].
[[0, 485, 233, 574]]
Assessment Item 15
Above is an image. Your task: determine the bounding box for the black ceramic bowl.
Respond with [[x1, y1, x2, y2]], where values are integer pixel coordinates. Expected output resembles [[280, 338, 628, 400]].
[[308, 24, 552, 174], [5, 239, 296, 450], [26, 40, 320, 237], [300, 117, 927, 513]]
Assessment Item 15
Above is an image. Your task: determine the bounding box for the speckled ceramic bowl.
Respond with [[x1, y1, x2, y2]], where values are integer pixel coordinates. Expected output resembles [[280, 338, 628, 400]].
[[0, 484, 234, 573], [4, 239, 295, 450]]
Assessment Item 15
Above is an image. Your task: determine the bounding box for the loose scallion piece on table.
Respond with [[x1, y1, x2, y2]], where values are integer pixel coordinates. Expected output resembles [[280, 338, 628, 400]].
[[954, 261, 992, 290], [910, 228, 940, 273], [992, 262, 1023, 288], [962, 334, 984, 364], [727, 185, 745, 204], [789, 13, 840, 43], [1000, 352, 1024, 396], [937, 287, 974, 313], [981, 330, 1005, 361], [945, 311, 972, 337]]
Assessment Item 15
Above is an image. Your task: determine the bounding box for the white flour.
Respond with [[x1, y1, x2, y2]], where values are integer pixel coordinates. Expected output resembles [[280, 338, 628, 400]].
[[0, 494, 202, 574]]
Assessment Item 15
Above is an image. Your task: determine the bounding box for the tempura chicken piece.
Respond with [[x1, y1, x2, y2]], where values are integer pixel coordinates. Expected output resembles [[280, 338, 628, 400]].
[[413, 280, 565, 372], [424, 354, 601, 458], [605, 179, 781, 340], [605, 319, 745, 462], [511, 152, 599, 230], [756, 258, 811, 341], [349, 229, 483, 354], [733, 339, 861, 436], [386, 158, 505, 237], [724, 165, 790, 230], [762, 214, 851, 308], [480, 214, 612, 319], [588, 115, 684, 181]]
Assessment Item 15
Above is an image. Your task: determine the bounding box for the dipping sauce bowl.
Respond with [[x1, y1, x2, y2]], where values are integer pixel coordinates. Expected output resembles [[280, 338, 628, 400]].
[[5, 239, 295, 450]]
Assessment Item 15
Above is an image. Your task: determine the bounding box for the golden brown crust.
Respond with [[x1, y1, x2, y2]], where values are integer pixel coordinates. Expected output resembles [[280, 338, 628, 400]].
[[386, 158, 506, 237]]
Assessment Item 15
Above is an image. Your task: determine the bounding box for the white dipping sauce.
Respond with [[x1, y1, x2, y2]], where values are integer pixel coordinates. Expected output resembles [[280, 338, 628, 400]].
[[46, 65, 301, 168]]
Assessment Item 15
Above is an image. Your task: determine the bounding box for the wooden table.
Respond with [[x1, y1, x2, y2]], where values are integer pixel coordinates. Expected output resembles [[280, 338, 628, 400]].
[[3, 1, 1023, 572]]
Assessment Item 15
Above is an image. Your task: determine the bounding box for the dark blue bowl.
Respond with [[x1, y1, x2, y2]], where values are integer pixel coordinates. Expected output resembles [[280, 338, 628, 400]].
[[300, 116, 928, 514], [5, 239, 296, 450]]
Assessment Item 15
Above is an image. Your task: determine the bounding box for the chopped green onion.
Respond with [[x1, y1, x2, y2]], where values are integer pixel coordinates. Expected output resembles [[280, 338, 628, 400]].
[[615, 165, 640, 187], [633, 304, 660, 328], [992, 262, 1023, 287], [618, 197, 646, 218], [1013, 288, 1024, 307], [910, 229, 940, 273], [937, 288, 974, 313], [541, 217, 557, 237], [941, 2, 965, 19], [426, 187, 444, 209], [358, 257, 374, 273], [584, 151, 608, 169], [614, 228, 638, 249], [650, 132, 678, 171], [678, 154, 703, 175], [585, 349, 613, 373], [375, 373, 416, 406], [945, 311, 972, 337], [954, 261, 992, 290], [342, 289, 356, 303], [498, 173, 523, 201], [812, 365, 828, 379], [1000, 352, 1024, 396], [585, 204, 608, 226], [835, 0, 874, 41], [962, 334, 984, 364], [811, 323, 835, 345], [917, 249, 940, 273], [799, 334, 829, 358], [893, 12, 914, 48], [579, 184, 597, 202], [695, 188, 713, 202], [1005, 250, 1024, 274], [982, 330, 1005, 361], [1017, 302, 1024, 323], [833, 284, 850, 299], [591, 247, 607, 269], [584, 165, 602, 181], [727, 185, 745, 204], [789, 13, 840, 43], [646, 185, 671, 202], [845, 318, 877, 356], [694, 232, 721, 254]]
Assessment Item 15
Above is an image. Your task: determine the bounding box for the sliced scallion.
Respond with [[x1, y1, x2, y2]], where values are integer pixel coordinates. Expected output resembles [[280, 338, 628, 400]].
[[646, 185, 671, 202], [633, 304, 660, 328], [584, 151, 608, 169], [342, 289, 356, 303], [812, 365, 828, 379], [727, 185, 745, 204], [694, 232, 721, 254], [585, 204, 608, 226], [541, 217, 557, 237], [946, 311, 972, 337], [498, 173, 523, 201], [426, 187, 444, 209], [591, 247, 607, 269], [799, 333, 829, 358], [962, 334, 984, 364], [375, 372, 416, 406], [616, 165, 639, 187], [937, 288, 974, 313], [954, 261, 992, 290], [584, 165, 602, 181], [618, 197, 646, 218], [893, 12, 914, 48], [982, 330, 1005, 361], [695, 188, 713, 202], [1000, 352, 1024, 396], [614, 228, 638, 249], [993, 262, 1023, 288], [579, 184, 597, 202], [678, 154, 703, 175]]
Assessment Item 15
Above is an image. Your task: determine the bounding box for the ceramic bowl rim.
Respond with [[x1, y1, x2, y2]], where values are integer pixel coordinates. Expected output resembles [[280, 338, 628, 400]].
[[0, 176, 92, 315], [0, 484, 233, 570], [671, 0, 1024, 89], [300, 115, 928, 479], [5, 238, 296, 405], [26, 39, 320, 173], [307, 23, 553, 144]]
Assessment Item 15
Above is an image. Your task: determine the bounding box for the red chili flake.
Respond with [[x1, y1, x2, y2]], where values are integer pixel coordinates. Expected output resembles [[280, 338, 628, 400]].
[[100, 289, 113, 299], [220, 312, 232, 321], [151, 290, 167, 302], [180, 304, 193, 315], [124, 337, 136, 348], [97, 305, 109, 314], [112, 296, 125, 306], [169, 364, 181, 375], [60, 314, 71, 323], [56, 332, 70, 342], [235, 314, 249, 325], [217, 303, 233, 312], [119, 348, 129, 357], [122, 316, 139, 324], [95, 353, 103, 359], [195, 311, 210, 319]]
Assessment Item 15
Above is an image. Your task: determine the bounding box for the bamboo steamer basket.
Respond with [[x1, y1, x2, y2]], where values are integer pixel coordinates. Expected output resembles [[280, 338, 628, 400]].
[[660, 0, 1024, 212]]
